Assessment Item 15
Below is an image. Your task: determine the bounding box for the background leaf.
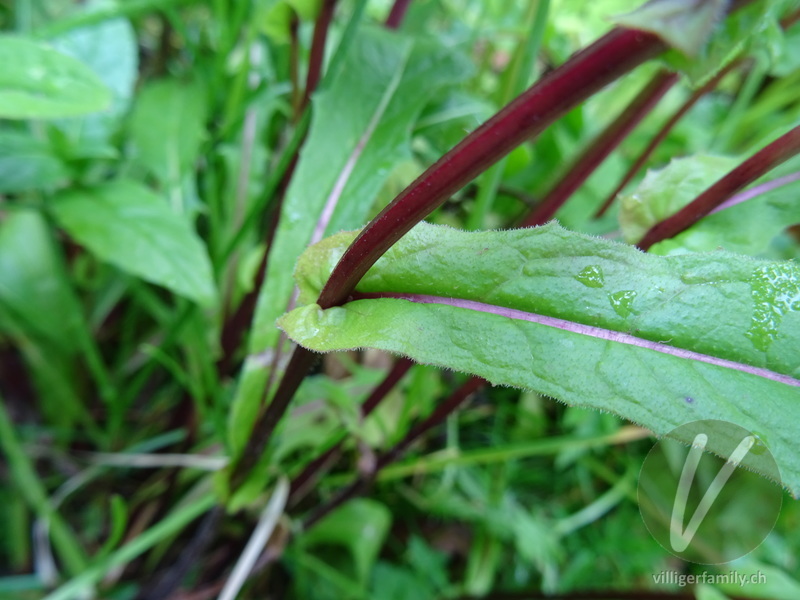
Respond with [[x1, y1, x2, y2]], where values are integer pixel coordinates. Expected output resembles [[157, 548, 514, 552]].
[[0, 34, 111, 119], [50, 179, 216, 306], [0, 210, 85, 354], [619, 154, 800, 255], [0, 130, 69, 193], [49, 0, 139, 155], [618, 154, 738, 243], [127, 78, 208, 195]]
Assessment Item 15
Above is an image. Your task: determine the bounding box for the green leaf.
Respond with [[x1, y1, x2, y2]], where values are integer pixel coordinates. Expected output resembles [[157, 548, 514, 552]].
[[0, 34, 111, 119], [279, 222, 800, 496], [0, 130, 70, 193], [256, 0, 321, 43], [696, 584, 731, 600], [627, 0, 794, 86], [49, 0, 139, 153], [228, 28, 470, 457], [715, 560, 800, 599], [613, 0, 728, 57], [127, 78, 208, 188], [618, 154, 738, 244], [248, 30, 470, 355], [619, 155, 800, 255], [0, 210, 85, 354], [50, 180, 216, 306], [299, 498, 392, 586]]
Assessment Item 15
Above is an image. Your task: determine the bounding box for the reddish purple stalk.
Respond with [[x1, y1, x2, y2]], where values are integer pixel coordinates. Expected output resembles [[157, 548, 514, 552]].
[[711, 170, 800, 213], [594, 60, 740, 218], [638, 123, 800, 250], [303, 375, 485, 529], [302, 0, 339, 112], [521, 69, 678, 228], [385, 0, 412, 29], [289, 357, 413, 502], [317, 28, 667, 310]]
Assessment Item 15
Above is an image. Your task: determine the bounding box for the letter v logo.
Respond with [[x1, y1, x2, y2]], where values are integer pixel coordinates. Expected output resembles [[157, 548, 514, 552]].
[[669, 432, 755, 552]]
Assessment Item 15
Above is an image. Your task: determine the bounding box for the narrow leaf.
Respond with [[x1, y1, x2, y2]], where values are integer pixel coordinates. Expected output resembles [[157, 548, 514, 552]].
[[51, 180, 216, 306], [279, 223, 800, 496]]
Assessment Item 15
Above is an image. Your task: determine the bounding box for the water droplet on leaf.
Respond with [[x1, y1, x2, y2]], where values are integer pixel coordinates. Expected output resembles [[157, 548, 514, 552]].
[[746, 263, 799, 351], [608, 290, 637, 318], [575, 265, 605, 288]]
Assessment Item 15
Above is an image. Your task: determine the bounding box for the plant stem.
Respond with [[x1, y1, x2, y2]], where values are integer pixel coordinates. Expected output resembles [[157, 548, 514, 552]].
[[710, 170, 800, 214], [303, 0, 339, 112], [316, 28, 668, 310], [638, 123, 800, 250], [521, 68, 678, 227], [385, 0, 412, 29], [302, 376, 485, 529], [594, 60, 740, 217], [289, 12, 301, 120], [289, 358, 413, 502], [231, 347, 318, 489]]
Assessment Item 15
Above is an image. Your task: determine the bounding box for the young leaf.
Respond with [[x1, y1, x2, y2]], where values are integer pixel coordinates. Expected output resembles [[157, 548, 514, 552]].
[[50, 179, 216, 306], [297, 498, 392, 586], [618, 154, 738, 244], [0, 35, 111, 119], [248, 29, 470, 355], [279, 223, 800, 496]]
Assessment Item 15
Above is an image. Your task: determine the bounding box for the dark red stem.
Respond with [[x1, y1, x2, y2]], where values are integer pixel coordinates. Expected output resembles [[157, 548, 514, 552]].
[[385, 0, 412, 29], [317, 28, 668, 310], [638, 123, 800, 251], [520, 69, 678, 227], [289, 357, 413, 502], [289, 13, 301, 119], [594, 59, 740, 218], [302, 0, 338, 112], [231, 347, 318, 488], [303, 375, 485, 529]]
